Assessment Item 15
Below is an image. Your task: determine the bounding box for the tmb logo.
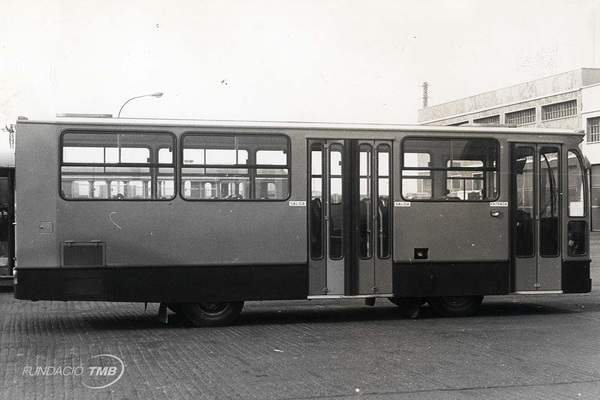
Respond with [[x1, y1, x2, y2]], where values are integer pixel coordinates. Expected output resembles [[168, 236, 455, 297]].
[[82, 354, 125, 389]]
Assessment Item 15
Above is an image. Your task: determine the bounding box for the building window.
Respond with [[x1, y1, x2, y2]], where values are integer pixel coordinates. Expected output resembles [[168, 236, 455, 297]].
[[588, 117, 600, 143], [474, 115, 500, 124], [542, 100, 577, 121], [505, 108, 536, 125]]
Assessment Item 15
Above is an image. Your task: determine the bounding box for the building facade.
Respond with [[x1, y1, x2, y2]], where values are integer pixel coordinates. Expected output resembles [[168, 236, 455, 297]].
[[418, 68, 600, 230]]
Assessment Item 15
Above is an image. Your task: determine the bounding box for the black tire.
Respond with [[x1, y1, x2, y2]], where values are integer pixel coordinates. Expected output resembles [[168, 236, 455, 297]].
[[389, 297, 427, 307], [428, 296, 483, 317], [388, 297, 422, 318], [180, 301, 244, 327]]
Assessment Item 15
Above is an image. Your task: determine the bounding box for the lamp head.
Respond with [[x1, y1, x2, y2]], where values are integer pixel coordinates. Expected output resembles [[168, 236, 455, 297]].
[[151, 92, 164, 98]]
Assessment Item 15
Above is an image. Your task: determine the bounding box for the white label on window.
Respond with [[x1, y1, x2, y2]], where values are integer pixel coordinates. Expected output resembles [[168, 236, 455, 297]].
[[289, 201, 306, 207], [394, 201, 411, 207], [490, 202, 508, 207]]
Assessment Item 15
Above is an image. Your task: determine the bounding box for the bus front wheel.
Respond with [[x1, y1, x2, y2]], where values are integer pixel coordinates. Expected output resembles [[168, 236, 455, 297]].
[[428, 296, 483, 317], [180, 301, 244, 327]]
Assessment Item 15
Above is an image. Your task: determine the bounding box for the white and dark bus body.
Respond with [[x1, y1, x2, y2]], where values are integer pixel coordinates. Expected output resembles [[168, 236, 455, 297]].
[[13, 117, 591, 326], [0, 148, 15, 286]]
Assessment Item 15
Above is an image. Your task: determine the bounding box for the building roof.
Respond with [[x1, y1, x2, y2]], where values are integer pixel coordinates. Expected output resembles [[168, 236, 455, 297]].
[[418, 68, 600, 123]]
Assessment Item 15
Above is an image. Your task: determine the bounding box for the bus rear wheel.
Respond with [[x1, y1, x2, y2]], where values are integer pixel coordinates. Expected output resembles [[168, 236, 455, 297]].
[[428, 296, 483, 317], [180, 301, 244, 327]]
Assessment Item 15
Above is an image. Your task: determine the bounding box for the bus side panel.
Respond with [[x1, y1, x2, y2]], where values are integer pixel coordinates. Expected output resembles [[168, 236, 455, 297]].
[[393, 201, 509, 262], [15, 126, 309, 302], [14, 264, 308, 301], [15, 123, 60, 270], [55, 201, 307, 266], [392, 135, 510, 297], [393, 261, 510, 297], [561, 260, 591, 293], [53, 130, 307, 268], [391, 202, 510, 297]]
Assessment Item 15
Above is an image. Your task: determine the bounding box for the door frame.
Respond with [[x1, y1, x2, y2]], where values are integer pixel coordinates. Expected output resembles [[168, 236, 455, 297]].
[[307, 139, 393, 297], [511, 143, 562, 292]]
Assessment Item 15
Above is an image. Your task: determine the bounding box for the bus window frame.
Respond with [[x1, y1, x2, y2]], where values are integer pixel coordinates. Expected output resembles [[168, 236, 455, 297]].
[[567, 149, 587, 218], [400, 136, 500, 202], [59, 130, 177, 201], [179, 132, 291, 202], [401, 150, 433, 200]]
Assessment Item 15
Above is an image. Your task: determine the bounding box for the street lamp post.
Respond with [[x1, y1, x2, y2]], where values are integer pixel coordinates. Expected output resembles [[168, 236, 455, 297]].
[[117, 92, 163, 118]]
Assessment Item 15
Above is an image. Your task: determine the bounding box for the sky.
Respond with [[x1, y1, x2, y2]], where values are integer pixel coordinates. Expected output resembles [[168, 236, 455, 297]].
[[1, 0, 599, 132]]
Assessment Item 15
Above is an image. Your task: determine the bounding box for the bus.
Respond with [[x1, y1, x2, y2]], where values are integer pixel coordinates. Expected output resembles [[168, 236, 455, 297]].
[[0, 147, 15, 286], [12, 117, 591, 326]]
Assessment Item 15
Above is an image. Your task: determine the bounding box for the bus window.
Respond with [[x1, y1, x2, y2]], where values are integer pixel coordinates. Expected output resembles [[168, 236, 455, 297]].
[[181, 134, 289, 200], [539, 147, 559, 257], [358, 144, 372, 259], [567, 150, 585, 217], [402, 152, 431, 200], [61, 132, 175, 200], [402, 138, 498, 201], [568, 221, 587, 256], [310, 145, 324, 260], [256, 149, 289, 199], [377, 144, 391, 259], [93, 181, 108, 198], [329, 145, 344, 259], [446, 160, 484, 200], [515, 147, 534, 257]]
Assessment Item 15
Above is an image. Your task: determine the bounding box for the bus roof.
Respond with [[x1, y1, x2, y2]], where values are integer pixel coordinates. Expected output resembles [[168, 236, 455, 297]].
[[16, 116, 583, 137]]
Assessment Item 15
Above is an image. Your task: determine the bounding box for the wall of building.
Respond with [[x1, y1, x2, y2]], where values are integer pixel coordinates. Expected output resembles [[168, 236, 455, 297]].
[[419, 91, 581, 129], [418, 68, 600, 125], [581, 84, 600, 230], [582, 84, 600, 164]]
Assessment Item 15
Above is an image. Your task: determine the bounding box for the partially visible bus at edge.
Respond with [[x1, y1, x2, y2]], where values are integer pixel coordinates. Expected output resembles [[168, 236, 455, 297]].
[[0, 147, 15, 287], [11, 116, 592, 326]]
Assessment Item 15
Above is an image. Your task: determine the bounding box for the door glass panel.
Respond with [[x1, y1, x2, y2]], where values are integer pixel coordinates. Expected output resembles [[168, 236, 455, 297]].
[[358, 145, 372, 259], [310, 145, 324, 260], [568, 221, 587, 256], [567, 150, 585, 217], [515, 147, 534, 257], [0, 177, 9, 267], [539, 147, 559, 257], [377, 145, 391, 259], [592, 165, 600, 230], [329, 145, 343, 259]]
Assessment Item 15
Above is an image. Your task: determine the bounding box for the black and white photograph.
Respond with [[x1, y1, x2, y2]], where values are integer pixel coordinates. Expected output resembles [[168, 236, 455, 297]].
[[1, 1, 600, 399]]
